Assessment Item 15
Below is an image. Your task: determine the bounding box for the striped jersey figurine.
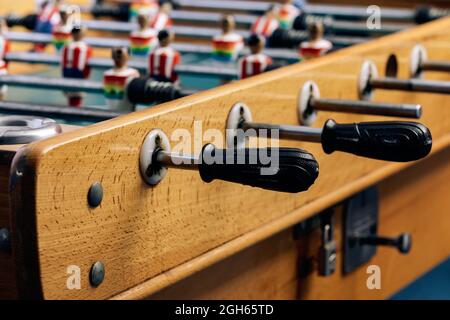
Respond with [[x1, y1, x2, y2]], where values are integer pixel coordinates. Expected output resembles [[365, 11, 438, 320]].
[[35, 0, 62, 33], [103, 47, 140, 111], [149, 30, 181, 83], [299, 21, 333, 60], [0, 19, 10, 63], [238, 34, 273, 79], [130, 14, 158, 57], [61, 27, 93, 107], [129, 0, 159, 23], [251, 5, 279, 39], [34, 0, 62, 51], [274, 0, 301, 29], [52, 6, 73, 52], [149, 2, 173, 31], [212, 15, 244, 63], [0, 19, 10, 100]]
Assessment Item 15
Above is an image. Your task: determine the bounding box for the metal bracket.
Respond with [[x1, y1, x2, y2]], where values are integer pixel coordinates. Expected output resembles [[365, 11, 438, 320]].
[[343, 187, 379, 274], [293, 209, 336, 277], [318, 209, 337, 277]]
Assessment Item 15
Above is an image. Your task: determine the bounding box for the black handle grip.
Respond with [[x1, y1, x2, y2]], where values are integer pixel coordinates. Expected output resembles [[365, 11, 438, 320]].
[[90, 4, 130, 21], [268, 28, 308, 49], [127, 77, 182, 105], [6, 14, 37, 30], [321, 119, 432, 162], [293, 12, 333, 32], [415, 6, 450, 24], [198, 145, 319, 193]]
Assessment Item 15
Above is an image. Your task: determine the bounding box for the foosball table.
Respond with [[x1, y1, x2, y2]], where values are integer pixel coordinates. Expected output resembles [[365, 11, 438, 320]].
[[0, 0, 449, 300]]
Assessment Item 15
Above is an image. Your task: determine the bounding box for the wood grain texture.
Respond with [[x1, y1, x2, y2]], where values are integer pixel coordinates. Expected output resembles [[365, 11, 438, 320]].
[[149, 147, 450, 300], [7, 18, 450, 300], [0, 125, 83, 300]]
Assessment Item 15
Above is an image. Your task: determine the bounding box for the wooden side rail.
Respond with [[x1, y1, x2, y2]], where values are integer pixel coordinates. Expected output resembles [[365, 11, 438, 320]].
[[3, 17, 450, 299], [146, 146, 450, 299]]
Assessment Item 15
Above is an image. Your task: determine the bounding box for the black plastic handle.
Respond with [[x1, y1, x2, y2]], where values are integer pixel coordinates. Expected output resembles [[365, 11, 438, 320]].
[[415, 6, 450, 24], [293, 12, 333, 32], [198, 144, 319, 193], [91, 4, 130, 21], [268, 28, 308, 49], [127, 77, 183, 105], [6, 14, 37, 30], [321, 119, 432, 162]]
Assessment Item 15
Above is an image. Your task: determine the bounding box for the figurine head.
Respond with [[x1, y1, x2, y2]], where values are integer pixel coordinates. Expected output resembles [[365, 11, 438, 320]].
[[247, 34, 265, 55], [59, 5, 70, 25], [0, 18, 8, 35], [266, 4, 276, 18], [158, 29, 174, 47], [221, 15, 235, 34], [308, 20, 324, 41], [112, 46, 129, 69], [71, 25, 86, 42], [160, 1, 173, 14], [137, 13, 149, 30]]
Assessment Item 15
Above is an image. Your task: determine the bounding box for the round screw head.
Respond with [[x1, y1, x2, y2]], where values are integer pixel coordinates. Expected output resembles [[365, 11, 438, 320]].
[[89, 261, 105, 287], [88, 182, 103, 208]]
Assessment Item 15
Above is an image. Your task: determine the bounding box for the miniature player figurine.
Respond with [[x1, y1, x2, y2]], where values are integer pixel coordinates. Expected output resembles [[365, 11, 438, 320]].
[[149, 29, 181, 83], [0, 19, 10, 100], [130, 13, 158, 57], [149, 1, 173, 31], [35, 0, 62, 33], [251, 5, 280, 39], [61, 26, 93, 107], [212, 15, 244, 63], [34, 0, 63, 51], [299, 21, 333, 59], [0, 19, 10, 62], [52, 5, 73, 52], [129, 0, 159, 23], [273, 0, 301, 29], [238, 34, 273, 79], [103, 47, 140, 111]]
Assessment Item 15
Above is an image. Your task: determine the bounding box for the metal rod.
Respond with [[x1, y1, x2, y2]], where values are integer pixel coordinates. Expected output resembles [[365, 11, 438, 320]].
[[0, 74, 104, 93], [370, 77, 450, 94], [5, 31, 300, 62], [177, 0, 416, 21], [156, 150, 199, 170], [242, 122, 322, 143], [5, 51, 238, 79], [82, 19, 247, 39], [0, 74, 198, 101], [0, 101, 122, 122], [84, 5, 257, 26], [422, 60, 450, 73], [83, 5, 410, 37], [81, 10, 413, 36], [81, 20, 366, 47], [358, 236, 397, 247], [327, 20, 410, 37], [311, 98, 422, 119]]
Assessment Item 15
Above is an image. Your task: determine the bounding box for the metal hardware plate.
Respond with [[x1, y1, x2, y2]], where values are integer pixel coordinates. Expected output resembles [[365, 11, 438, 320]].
[[343, 187, 379, 274]]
